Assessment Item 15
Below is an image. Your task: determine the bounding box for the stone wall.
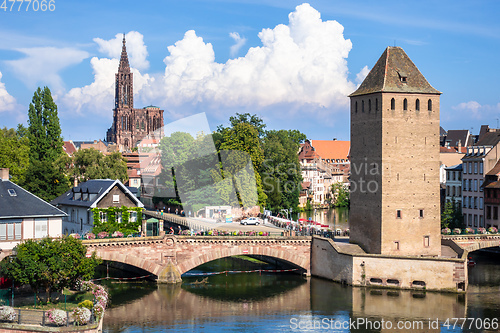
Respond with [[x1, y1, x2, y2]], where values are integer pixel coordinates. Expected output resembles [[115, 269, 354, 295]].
[[311, 237, 467, 292]]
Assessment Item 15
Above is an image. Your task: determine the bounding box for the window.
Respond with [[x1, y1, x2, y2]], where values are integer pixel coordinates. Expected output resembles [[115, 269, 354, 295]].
[[415, 99, 420, 111], [396, 210, 402, 219], [480, 180, 483, 192], [116, 212, 122, 223], [35, 218, 48, 238], [479, 197, 483, 210], [446, 186, 450, 196], [480, 162, 483, 174], [391, 98, 395, 110], [474, 162, 478, 174], [453, 172, 456, 181], [480, 215, 484, 227], [100, 211, 107, 223], [113, 195, 120, 203], [474, 197, 478, 209], [494, 207, 498, 220], [428, 99, 432, 111], [355, 101, 358, 113], [403, 98, 408, 111], [463, 197, 467, 208], [487, 206, 492, 219], [463, 179, 467, 191], [394, 241, 400, 250], [419, 209, 424, 218], [424, 236, 430, 248], [7, 189, 16, 197], [368, 99, 371, 112], [469, 179, 472, 191], [474, 215, 478, 227], [375, 98, 379, 111], [468, 162, 472, 174], [362, 100, 365, 112], [130, 211, 137, 222], [474, 179, 478, 192]]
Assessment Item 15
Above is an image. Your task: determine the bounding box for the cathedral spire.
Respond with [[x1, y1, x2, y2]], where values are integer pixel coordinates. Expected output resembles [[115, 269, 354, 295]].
[[119, 34, 130, 72]]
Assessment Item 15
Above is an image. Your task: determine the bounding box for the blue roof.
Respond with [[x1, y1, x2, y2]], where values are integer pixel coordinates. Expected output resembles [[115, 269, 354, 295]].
[[0, 180, 66, 220]]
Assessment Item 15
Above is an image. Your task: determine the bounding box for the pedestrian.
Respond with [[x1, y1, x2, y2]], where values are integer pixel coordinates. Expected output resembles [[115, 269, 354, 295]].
[[188, 210, 191, 217], [169, 227, 174, 235], [175, 208, 179, 215], [178, 226, 181, 234], [168, 207, 170, 214]]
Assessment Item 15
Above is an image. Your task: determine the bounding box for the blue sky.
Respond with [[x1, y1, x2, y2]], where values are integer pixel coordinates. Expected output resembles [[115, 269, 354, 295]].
[[0, 0, 499, 142]]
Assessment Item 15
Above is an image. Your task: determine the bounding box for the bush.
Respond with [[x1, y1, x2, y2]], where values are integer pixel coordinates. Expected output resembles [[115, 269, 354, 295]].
[[452, 228, 462, 235], [93, 303, 104, 319], [0, 306, 16, 322], [465, 227, 475, 234], [441, 228, 451, 235], [477, 227, 487, 234], [488, 226, 498, 234], [78, 300, 94, 310], [72, 307, 91, 326], [47, 309, 67, 326]]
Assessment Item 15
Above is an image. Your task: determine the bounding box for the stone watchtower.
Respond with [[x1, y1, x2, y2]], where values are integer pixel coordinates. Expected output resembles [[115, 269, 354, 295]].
[[348, 46, 441, 256], [106, 35, 164, 151]]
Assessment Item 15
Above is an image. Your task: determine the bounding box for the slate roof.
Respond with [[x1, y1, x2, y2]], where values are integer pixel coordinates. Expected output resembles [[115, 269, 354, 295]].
[[474, 130, 500, 146], [444, 130, 470, 147], [50, 179, 143, 209], [0, 180, 66, 220], [349, 46, 441, 97], [445, 164, 462, 171]]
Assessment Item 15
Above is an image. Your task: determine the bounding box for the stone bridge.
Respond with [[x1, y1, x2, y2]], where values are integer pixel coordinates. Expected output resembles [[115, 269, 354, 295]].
[[442, 234, 500, 253], [83, 235, 311, 283]]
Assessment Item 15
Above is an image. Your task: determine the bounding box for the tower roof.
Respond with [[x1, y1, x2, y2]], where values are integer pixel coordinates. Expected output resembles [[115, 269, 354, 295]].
[[119, 34, 130, 72], [349, 46, 441, 97]]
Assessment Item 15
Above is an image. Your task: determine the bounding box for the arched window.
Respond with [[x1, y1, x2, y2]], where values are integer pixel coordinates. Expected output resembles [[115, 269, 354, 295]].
[[355, 101, 358, 113], [415, 99, 420, 111], [362, 100, 365, 112], [368, 99, 372, 112], [375, 98, 379, 111], [391, 98, 395, 110], [428, 99, 432, 111], [403, 98, 408, 111]]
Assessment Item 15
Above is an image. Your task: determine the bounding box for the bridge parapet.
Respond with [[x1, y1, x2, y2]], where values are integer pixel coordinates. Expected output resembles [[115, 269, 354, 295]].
[[84, 235, 312, 283], [441, 234, 500, 252]]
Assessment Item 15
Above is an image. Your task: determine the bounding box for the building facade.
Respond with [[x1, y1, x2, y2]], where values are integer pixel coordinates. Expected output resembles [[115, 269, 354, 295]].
[[349, 46, 441, 256], [0, 168, 67, 256], [106, 36, 164, 151], [445, 164, 462, 205]]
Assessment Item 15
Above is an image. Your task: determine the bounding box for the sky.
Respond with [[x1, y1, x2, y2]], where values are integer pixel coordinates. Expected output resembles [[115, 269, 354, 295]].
[[0, 0, 499, 142]]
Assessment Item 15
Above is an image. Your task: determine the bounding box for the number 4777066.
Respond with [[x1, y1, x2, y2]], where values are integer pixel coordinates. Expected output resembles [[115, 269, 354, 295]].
[[1, 0, 55, 11]]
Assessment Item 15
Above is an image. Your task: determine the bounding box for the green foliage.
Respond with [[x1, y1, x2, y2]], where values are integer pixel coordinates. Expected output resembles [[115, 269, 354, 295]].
[[78, 300, 94, 310], [0, 126, 30, 184], [91, 206, 143, 234], [0, 236, 101, 303], [441, 200, 464, 229], [331, 182, 350, 207], [63, 148, 128, 184], [22, 87, 69, 201], [261, 129, 305, 212]]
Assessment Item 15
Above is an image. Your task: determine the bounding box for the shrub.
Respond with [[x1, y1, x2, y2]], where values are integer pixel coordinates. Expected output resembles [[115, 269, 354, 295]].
[[72, 307, 91, 326], [47, 309, 67, 326], [78, 300, 94, 310], [71, 233, 80, 239], [465, 227, 475, 234], [0, 306, 16, 322], [93, 303, 105, 319]]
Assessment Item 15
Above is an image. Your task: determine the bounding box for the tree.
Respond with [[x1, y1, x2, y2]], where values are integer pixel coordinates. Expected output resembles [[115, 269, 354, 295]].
[[64, 149, 128, 184], [441, 200, 464, 229], [261, 130, 305, 213], [331, 182, 349, 207], [22, 87, 69, 201], [0, 126, 30, 184], [0, 236, 100, 303]]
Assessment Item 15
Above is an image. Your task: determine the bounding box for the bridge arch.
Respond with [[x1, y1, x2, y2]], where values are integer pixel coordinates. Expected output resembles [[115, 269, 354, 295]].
[[177, 245, 310, 276], [92, 250, 164, 277]]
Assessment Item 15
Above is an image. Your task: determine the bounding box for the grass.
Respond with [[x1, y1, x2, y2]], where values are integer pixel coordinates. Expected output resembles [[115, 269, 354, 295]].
[[232, 255, 268, 264]]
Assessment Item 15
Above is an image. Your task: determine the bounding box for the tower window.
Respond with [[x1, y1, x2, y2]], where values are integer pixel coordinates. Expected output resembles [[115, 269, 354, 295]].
[[394, 241, 400, 250], [419, 209, 424, 218], [428, 99, 432, 111], [375, 98, 379, 111], [396, 210, 402, 219], [355, 101, 358, 113], [415, 99, 420, 111], [403, 98, 408, 111], [368, 99, 371, 112], [362, 100, 365, 113], [391, 98, 395, 110], [424, 236, 430, 248]]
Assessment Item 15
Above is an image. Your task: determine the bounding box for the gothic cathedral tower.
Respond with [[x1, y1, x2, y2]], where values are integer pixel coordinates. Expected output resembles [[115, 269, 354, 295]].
[[348, 47, 441, 256], [106, 35, 164, 150]]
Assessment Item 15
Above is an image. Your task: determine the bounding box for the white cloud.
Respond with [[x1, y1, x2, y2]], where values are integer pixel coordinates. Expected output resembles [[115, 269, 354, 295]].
[[63, 4, 356, 123], [5, 47, 89, 92], [452, 101, 483, 118], [355, 66, 370, 85], [94, 31, 149, 71], [229, 32, 247, 57], [0, 71, 25, 122]]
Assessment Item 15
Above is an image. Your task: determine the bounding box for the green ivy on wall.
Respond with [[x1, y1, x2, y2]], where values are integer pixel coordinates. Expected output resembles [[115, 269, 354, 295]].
[[91, 206, 143, 235]]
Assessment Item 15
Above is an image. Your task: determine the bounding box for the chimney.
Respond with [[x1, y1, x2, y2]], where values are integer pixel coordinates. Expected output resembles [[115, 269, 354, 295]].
[[0, 168, 9, 181], [74, 177, 78, 188], [457, 139, 462, 153]]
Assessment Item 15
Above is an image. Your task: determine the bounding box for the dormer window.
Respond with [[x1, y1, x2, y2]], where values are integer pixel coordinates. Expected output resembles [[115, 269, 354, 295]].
[[398, 71, 408, 83], [7, 189, 16, 197]]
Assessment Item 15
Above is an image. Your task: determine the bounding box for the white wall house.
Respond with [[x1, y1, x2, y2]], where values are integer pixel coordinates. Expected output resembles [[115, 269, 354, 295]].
[[0, 168, 67, 257]]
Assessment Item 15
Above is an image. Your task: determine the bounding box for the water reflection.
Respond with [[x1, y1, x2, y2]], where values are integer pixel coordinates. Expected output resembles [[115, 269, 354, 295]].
[[297, 207, 349, 230], [103, 251, 500, 333]]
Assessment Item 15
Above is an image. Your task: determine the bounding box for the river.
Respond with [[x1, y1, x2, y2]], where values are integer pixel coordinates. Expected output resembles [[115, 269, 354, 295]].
[[102, 249, 500, 333]]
